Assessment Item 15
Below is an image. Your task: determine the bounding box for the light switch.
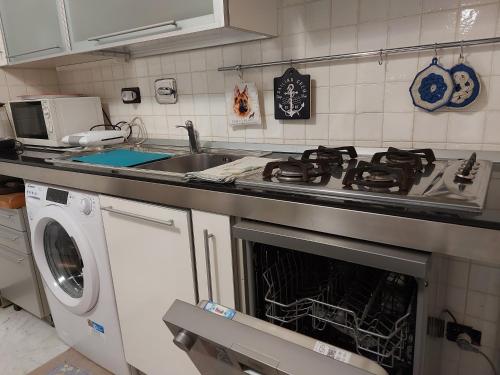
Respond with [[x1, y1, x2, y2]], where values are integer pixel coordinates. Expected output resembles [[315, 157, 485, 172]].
[[121, 87, 141, 104], [155, 78, 177, 104]]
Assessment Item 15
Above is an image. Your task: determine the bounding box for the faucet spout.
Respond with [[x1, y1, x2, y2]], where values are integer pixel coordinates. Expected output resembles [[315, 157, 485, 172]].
[[176, 120, 200, 153]]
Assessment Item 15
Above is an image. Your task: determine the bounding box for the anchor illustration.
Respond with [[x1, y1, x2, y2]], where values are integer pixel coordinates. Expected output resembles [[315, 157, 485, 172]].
[[278, 83, 305, 118]]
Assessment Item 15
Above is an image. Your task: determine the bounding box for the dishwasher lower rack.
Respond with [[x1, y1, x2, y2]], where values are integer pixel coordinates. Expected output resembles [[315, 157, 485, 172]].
[[258, 249, 417, 369]]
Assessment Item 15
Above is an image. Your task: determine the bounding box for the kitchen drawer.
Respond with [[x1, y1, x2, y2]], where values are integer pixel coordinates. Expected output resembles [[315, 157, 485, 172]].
[[0, 208, 26, 231], [0, 245, 43, 316], [0, 224, 30, 254]]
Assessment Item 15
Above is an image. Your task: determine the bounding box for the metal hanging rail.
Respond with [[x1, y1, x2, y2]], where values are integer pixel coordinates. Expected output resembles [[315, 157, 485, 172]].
[[218, 36, 500, 72]]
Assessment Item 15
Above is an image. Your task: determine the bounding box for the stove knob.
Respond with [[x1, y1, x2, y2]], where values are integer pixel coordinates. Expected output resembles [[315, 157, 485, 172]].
[[80, 198, 93, 215]]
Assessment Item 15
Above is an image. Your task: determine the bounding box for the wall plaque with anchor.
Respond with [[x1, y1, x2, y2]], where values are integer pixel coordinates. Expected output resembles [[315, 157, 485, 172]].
[[274, 67, 311, 120]]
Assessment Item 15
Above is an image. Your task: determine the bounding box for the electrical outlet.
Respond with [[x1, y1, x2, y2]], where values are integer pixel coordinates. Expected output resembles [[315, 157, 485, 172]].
[[446, 322, 481, 346]]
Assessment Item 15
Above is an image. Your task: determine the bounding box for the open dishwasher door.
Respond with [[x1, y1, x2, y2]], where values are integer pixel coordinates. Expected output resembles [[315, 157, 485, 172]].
[[164, 299, 388, 375]]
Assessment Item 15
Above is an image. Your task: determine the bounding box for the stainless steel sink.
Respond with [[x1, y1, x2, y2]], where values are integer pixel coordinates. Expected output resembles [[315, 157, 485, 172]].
[[137, 153, 244, 174]]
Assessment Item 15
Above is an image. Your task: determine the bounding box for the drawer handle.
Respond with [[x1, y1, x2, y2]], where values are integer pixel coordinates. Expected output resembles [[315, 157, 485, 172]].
[[0, 212, 13, 219], [88, 20, 178, 42], [102, 206, 174, 227], [0, 233, 20, 242], [203, 229, 215, 302], [0, 250, 24, 263]]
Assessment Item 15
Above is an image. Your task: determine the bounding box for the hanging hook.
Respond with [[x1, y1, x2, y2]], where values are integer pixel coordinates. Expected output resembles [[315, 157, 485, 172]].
[[378, 49, 384, 66], [434, 43, 438, 58], [459, 40, 465, 63], [236, 65, 243, 81]]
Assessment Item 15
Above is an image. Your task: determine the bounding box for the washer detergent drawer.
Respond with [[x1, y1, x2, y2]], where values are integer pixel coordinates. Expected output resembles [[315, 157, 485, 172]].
[[0, 208, 26, 231], [0, 224, 30, 254], [164, 300, 387, 375], [0, 245, 42, 315]]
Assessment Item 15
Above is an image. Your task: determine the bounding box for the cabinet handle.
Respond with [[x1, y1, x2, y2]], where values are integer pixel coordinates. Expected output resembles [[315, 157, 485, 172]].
[[102, 206, 174, 227], [88, 20, 178, 42], [0, 232, 20, 242], [0, 249, 24, 263], [8, 46, 61, 59], [203, 229, 215, 302], [0, 212, 14, 219]]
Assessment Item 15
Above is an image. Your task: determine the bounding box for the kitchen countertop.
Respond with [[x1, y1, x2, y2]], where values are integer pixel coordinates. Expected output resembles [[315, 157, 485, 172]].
[[1, 145, 500, 266]]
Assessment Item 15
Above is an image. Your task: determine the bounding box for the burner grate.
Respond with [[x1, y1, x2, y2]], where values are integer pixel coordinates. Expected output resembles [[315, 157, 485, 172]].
[[263, 157, 330, 183], [302, 146, 358, 166], [342, 161, 413, 192], [371, 148, 436, 172]]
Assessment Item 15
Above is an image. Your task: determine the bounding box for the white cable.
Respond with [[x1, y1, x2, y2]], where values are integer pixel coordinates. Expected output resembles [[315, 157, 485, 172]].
[[121, 116, 149, 146], [456, 333, 498, 375]]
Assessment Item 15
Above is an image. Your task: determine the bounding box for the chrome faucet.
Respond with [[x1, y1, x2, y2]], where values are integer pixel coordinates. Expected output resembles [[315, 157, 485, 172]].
[[176, 120, 200, 153]]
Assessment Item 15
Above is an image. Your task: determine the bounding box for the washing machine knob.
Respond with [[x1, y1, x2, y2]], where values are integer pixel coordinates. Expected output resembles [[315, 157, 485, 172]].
[[80, 198, 93, 215]]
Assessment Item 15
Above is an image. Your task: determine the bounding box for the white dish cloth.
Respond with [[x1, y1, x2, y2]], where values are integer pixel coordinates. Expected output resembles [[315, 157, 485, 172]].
[[184, 156, 276, 183]]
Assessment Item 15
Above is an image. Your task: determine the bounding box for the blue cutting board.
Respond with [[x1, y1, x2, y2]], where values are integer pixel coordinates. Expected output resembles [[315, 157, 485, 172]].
[[71, 149, 173, 168]]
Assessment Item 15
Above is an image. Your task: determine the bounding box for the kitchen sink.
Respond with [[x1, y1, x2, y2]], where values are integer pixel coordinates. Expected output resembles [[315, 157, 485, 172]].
[[137, 152, 244, 174]]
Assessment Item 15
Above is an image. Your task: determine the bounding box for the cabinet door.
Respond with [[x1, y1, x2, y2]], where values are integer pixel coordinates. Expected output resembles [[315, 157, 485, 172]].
[[0, 0, 65, 63], [192, 210, 235, 308], [99, 195, 198, 375], [64, 0, 214, 48]]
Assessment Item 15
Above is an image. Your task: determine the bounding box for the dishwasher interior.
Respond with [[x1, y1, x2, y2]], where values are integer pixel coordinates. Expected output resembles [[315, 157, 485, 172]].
[[248, 244, 417, 375]]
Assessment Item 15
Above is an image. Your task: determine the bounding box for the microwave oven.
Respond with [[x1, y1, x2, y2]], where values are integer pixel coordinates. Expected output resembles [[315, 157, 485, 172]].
[[7, 97, 104, 147]]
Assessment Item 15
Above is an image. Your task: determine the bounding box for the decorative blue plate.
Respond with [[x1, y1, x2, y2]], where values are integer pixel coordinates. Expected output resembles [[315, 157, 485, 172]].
[[446, 63, 481, 108], [409, 58, 454, 112]]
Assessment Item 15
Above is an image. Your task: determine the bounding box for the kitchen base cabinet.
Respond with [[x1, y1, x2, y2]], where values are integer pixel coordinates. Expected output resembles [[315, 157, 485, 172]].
[[192, 210, 235, 308], [100, 195, 198, 375]]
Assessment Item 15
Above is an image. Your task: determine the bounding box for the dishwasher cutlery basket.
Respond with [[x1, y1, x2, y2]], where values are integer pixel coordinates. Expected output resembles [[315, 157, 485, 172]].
[[260, 250, 416, 368]]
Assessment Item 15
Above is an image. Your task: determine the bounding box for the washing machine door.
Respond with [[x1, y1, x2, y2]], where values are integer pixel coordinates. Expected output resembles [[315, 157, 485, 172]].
[[31, 205, 99, 315]]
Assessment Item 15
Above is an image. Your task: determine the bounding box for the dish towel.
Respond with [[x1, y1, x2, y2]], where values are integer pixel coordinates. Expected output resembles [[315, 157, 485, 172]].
[[185, 156, 275, 183]]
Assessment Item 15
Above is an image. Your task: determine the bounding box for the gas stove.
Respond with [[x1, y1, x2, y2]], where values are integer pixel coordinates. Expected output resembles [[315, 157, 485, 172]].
[[236, 146, 493, 213]]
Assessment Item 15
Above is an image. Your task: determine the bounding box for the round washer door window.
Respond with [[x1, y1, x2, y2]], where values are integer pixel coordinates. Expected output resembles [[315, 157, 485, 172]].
[[30, 205, 99, 315], [43, 220, 84, 299]]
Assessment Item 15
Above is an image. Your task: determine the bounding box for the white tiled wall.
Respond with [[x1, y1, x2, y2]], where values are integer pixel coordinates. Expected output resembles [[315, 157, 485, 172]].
[[437, 258, 500, 375], [56, 0, 500, 151], [0, 68, 59, 137]]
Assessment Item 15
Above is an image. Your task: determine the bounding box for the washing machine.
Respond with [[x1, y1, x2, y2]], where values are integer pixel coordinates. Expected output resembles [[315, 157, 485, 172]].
[[25, 182, 130, 375]]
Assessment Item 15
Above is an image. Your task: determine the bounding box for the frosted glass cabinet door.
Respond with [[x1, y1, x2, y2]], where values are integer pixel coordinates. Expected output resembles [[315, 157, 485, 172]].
[[0, 0, 64, 62], [64, 0, 214, 46]]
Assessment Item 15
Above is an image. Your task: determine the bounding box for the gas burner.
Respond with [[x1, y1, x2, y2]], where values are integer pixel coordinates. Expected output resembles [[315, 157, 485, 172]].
[[263, 158, 330, 183], [371, 148, 436, 172], [343, 161, 412, 192], [301, 146, 357, 166]]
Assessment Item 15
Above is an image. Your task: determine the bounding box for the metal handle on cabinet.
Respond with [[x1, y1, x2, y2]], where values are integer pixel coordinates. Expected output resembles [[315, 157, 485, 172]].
[[203, 229, 214, 302], [88, 20, 178, 42], [0, 249, 23, 263], [102, 206, 174, 227], [0, 212, 14, 219], [0, 232, 20, 242], [8, 46, 61, 59]]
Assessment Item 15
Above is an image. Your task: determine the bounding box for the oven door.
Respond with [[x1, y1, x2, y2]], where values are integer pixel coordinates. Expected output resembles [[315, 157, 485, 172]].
[[9, 101, 50, 142], [164, 299, 388, 375]]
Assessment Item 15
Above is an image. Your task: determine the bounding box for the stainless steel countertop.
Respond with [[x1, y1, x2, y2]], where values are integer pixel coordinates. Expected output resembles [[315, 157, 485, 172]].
[[2, 142, 500, 267]]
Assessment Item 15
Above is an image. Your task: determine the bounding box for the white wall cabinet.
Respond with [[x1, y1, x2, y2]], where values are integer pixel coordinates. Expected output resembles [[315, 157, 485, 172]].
[[99, 195, 198, 375], [192, 210, 235, 308], [66, 0, 277, 59], [0, 0, 66, 63], [0, 0, 277, 66]]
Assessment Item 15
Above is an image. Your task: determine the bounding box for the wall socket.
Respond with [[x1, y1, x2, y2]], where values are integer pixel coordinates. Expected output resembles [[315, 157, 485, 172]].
[[446, 322, 482, 346]]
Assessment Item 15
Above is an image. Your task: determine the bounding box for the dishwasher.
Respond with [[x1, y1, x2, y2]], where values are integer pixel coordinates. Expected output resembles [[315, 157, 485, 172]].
[[164, 220, 441, 375]]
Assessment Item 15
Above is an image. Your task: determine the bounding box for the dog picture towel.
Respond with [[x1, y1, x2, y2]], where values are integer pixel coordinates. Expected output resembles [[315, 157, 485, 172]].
[[226, 82, 262, 126]]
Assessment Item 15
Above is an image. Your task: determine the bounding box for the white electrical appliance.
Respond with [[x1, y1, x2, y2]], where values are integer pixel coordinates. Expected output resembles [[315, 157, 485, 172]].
[[7, 97, 103, 147], [25, 182, 130, 375], [61, 129, 129, 147]]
